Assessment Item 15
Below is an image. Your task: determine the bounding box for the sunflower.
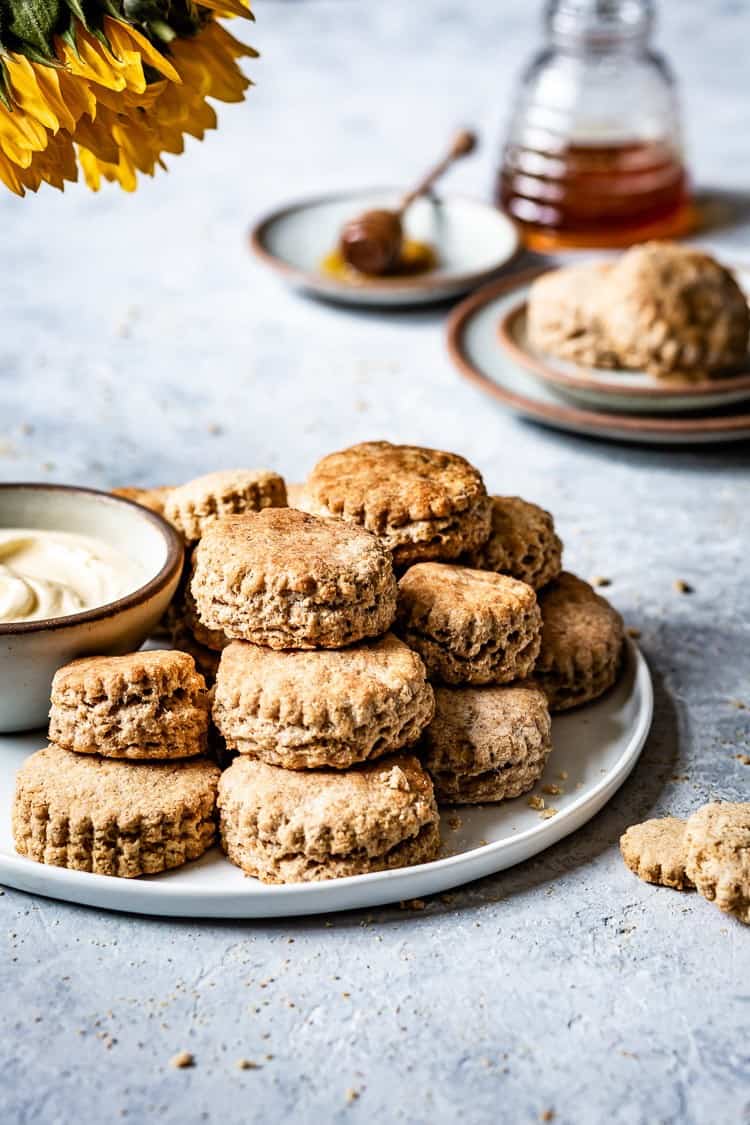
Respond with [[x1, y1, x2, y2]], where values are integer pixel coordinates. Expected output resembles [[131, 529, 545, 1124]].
[[0, 0, 255, 195]]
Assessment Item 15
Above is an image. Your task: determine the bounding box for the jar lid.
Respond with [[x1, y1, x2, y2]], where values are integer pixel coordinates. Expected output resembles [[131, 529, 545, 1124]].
[[546, 0, 654, 48]]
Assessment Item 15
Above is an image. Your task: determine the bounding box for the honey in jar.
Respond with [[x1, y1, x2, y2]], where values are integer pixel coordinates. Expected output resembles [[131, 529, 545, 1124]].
[[498, 0, 695, 250]]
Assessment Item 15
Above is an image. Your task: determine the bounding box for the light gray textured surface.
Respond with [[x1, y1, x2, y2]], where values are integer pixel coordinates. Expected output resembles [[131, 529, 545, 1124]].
[[1, 2, 750, 1122]]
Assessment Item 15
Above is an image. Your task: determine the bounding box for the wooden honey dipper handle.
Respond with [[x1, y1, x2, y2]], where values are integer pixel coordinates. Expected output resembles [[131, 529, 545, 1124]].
[[338, 129, 478, 276], [398, 129, 478, 213]]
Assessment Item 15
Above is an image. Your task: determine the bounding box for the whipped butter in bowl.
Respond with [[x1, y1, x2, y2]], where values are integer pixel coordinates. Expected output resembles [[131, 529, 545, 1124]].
[[0, 529, 146, 625], [0, 484, 183, 732]]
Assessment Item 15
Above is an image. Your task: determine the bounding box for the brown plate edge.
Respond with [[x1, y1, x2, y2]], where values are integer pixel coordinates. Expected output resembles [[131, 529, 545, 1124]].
[[445, 273, 750, 439], [498, 296, 750, 400]]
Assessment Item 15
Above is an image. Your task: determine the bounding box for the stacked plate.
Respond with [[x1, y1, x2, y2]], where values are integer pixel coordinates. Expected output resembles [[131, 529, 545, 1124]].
[[447, 265, 750, 445]]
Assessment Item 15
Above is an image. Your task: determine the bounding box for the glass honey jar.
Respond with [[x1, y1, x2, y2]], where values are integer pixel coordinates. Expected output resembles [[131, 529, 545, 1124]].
[[498, 0, 695, 250]]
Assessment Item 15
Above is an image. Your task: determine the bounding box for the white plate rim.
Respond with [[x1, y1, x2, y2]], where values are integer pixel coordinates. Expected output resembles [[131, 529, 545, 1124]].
[[248, 187, 521, 304], [0, 641, 652, 918]]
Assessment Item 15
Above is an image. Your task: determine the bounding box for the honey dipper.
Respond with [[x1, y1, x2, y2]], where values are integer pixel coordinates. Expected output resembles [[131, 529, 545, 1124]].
[[338, 129, 477, 276]]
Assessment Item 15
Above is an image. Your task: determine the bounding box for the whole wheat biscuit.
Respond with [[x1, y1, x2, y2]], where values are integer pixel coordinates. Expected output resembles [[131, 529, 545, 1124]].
[[620, 817, 693, 891], [112, 486, 173, 519], [213, 634, 435, 770], [535, 572, 624, 711], [465, 496, 562, 590], [685, 802, 750, 923], [218, 754, 440, 883], [183, 579, 229, 653], [13, 745, 220, 877], [526, 262, 619, 369], [395, 563, 541, 685], [49, 650, 210, 760], [605, 242, 750, 377], [303, 441, 492, 567], [191, 508, 397, 650], [164, 469, 288, 543], [422, 681, 552, 804], [170, 622, 222, 684]]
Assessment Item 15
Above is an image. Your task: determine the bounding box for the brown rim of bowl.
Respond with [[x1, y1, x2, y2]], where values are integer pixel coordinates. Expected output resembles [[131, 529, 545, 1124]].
[[498, 290, 750, 400], [0, 483, 184, 637], [248, 188, 522, 296], [445, 271, 750, 437]]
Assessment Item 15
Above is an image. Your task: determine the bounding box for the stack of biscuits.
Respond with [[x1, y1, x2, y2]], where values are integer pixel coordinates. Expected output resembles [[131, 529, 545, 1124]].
[[13, 650, 220, 877], [13, 440, 626, 885]]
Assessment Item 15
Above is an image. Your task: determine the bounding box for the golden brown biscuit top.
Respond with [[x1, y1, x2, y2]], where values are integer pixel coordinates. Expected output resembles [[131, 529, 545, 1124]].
[[16, 744, 220, 821], [399, 562, 536, 614], [538, 572, 623, 653], [194, 508, 393, 595], [111, 486, 173, 517], [216, 633, 428, 708], [426, 681, 550, 771], [219, 753, 436, 857], [306, 441, 488, 526], [687, 802, 750, 857], [51, 649, 205, 704]]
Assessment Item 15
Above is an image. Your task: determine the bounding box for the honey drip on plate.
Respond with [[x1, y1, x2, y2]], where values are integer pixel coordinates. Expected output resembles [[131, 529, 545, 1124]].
[[321, 239, 438, 283]]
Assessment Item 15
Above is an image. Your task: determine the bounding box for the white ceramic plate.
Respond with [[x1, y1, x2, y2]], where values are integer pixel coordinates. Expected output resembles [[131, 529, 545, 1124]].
[[249, 189, 520, 306], [447, 271, 750, 444], [0, 641, 651, 918], [500, 298, 750, 415]]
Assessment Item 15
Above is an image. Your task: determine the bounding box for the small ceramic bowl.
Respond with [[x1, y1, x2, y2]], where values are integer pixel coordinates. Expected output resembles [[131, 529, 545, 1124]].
[[250, 189, 520, 307], [0, 484, 183, 732]]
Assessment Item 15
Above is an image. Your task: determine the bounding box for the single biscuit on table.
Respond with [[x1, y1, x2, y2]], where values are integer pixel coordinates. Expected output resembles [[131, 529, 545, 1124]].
[[303, 441, 492, 567], [49, 650, 210, 760], [465, 496, 562, 590], [395, 563, 541, 685], [191, 508, 397, 650], [422, 681, 552, 804], [604, 242, 750, 378], [218, 754, 440, 883], [111, 486, 173, 519], [535, 572, 624, 712], [685, 802, 750, 923], [164, 469, 288, 543], [213, 634, 434, 770], [620, 817, 693, 891], [526, 262, 619, 369], [13, 745, 220, 877]]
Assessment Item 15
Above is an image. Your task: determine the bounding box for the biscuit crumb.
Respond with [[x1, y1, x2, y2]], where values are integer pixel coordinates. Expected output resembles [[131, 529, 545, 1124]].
[[540, 1112, 556, 1123], [736, 755, 750, 766], [400, 898, 425, 911], [540, 808, 558, 819], [170, 1051, 194, 1069], [346, 1088, 360, 1104], [557, 771, 568, 781], [590, 576, 611, 588], [447, 814, 463, 830], [626, 627, 641, 639], [542, 784, 561, 796], [729, 699, 747, 710], [527, 795, 545, 810], [386, 766, 410, 792], [235, 1058, 260, 1070], [674, 579, 693, 594]]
